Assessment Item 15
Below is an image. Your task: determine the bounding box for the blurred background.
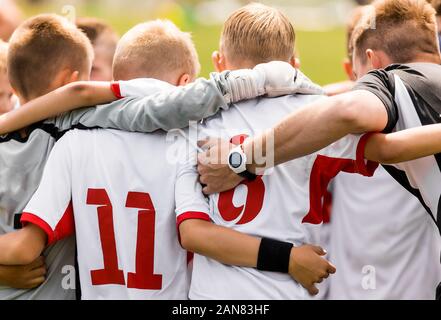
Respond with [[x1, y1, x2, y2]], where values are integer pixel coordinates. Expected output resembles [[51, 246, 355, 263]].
[[8, 0, 365, 85]]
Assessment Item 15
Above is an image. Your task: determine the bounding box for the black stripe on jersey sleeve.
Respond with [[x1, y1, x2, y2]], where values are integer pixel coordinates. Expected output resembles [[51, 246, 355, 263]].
[[0, 121, 102, 144]]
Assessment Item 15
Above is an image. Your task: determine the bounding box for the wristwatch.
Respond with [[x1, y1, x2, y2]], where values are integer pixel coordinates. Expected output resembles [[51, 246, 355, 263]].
[[228, 145, 257, 181]]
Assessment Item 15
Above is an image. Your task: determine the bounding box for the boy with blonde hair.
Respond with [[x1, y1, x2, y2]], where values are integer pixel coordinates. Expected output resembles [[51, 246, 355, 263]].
[[113, 20, 199, 83], [77, 17, 119, 81], [0, 40, 14, 115]]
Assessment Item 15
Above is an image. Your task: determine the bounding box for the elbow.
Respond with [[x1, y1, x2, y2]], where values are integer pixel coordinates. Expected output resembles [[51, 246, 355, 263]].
[[180, 229, 197, 252], [179, 220, 204, 253], [336, 95, 366, 133]]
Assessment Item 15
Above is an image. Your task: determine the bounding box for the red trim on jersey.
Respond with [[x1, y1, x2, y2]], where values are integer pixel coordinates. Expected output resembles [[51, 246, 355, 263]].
[[176, 211, 210, 247], [303, 136, 379, 226], [21, 213, 55, 245], [21, 201, 75, 246], [177, 211, 210, 229], [110, 82, 123, 99], [356, 133, 379, 177], [303, 156, 356, 225]]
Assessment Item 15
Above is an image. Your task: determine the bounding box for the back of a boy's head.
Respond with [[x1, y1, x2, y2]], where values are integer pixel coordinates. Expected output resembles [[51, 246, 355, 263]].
[[113, 20, 200, 81], [221, 3, 295, 66], [353, 0, 440, 64], [8, 14, 94, 100], [0, 40, 8, 75]]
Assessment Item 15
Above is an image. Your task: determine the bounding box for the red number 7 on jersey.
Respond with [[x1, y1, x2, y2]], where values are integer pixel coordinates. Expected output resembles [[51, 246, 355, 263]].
[[87, 188, 162, 290]]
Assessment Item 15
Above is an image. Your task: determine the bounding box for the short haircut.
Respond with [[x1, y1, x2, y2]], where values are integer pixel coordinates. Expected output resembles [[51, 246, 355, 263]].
[[221, 3, 295, 65], [113, 20, 200, 81], [76, 17, 118, 51], [0, 40, 8, 74], [8, 14, 94, 100], [353, 0, 439, 64], [430, 0, 441, 16]]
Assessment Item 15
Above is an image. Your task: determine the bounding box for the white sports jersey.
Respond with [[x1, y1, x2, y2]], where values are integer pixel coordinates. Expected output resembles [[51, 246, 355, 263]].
[[329, 167, 441, 300], [21, 128, 209, 300], [190, 95, 377, 300]]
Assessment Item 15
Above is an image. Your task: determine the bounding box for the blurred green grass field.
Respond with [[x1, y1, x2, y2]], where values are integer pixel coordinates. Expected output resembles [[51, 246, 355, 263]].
[[19, 1, 347, 85]]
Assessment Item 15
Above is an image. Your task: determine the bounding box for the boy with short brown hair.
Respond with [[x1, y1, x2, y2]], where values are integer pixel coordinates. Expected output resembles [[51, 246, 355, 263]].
[[353, 0, 440, 70], [8, 14, 93, 103], [0, 13, 94, 300]]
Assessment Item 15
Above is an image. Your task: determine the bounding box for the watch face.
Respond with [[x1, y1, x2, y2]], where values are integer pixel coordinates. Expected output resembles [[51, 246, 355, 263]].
[[229, 152, 243, 169]]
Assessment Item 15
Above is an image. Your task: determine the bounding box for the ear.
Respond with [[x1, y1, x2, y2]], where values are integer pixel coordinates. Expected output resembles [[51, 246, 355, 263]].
[[60, 70, 80, 86], [366, 49, 382, 70], [212, 51, 227, 72], [177, 73, 191, 86], [343, 58, 355, 81], [290, 56, 301, 69]]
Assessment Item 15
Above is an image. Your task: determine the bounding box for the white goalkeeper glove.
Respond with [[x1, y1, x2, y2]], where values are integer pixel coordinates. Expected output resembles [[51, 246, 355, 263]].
[[223, 61, 324, 104]]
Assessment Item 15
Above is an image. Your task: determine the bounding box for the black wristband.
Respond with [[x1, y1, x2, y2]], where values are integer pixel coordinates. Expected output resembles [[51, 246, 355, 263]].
[[256, 238, 293, 273]]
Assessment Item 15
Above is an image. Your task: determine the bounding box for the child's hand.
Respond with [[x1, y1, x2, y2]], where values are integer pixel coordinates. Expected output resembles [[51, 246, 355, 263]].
[[288, 245, 336, 296], [0, 256, 47, 289]]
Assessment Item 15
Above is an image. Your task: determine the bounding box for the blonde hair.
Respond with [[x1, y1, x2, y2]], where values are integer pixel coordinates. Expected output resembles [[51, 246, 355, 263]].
[[8, 14, 94, 100], [353, 0, 439, 64], [113, 20, 200, 81], [221, 3, 295, 65], [0, 40, 8, 74]]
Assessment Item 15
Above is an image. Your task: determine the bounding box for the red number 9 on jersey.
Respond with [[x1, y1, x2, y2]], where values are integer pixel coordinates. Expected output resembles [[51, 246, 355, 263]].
[[217, 134, 266, 225]]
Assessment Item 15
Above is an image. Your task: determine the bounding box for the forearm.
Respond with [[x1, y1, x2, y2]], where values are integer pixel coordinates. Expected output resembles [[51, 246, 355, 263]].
[[0, 81, 115, 135], [180, 220, 260, 268], [365, 124, 441, 164], [0, 266, 13, 285], [244, 90, 389, 172], [77, 64, 299, 132]]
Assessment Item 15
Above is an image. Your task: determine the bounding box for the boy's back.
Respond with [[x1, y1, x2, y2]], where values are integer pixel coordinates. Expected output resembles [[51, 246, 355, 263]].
[[22, 128, 208, 299], [193, 92, 376, 300], [193, 94, 320, 300]]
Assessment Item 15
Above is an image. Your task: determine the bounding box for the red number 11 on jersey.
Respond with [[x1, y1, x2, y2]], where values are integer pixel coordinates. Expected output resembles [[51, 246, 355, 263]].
[[87, 188, 163, 290]]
